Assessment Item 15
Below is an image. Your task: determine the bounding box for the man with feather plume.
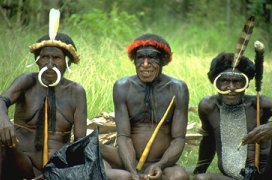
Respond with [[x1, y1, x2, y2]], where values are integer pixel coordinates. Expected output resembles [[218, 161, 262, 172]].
[[0, 9, 87, 179], [193, 16, 272, 180]]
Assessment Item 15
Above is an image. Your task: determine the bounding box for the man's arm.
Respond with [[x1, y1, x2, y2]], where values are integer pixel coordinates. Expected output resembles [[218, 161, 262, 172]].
[[151, 81, 189, 170], [113, 79, 139, 177], [243, 95, 272, 144], [193, 97, 216, 174], [72, 83, 87, 141], [0, 73, 35, 147]]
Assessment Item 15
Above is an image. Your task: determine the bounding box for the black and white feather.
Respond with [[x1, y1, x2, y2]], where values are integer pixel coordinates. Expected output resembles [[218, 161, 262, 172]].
[[232, 16, 255, 69]]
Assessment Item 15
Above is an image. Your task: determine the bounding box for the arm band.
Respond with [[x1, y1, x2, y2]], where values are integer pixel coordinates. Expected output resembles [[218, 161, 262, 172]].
[[0, 96, 11, 108]]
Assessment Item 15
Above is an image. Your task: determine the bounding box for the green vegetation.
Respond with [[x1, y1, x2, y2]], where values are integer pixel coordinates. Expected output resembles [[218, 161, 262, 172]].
[[1, 0, 272, 175]]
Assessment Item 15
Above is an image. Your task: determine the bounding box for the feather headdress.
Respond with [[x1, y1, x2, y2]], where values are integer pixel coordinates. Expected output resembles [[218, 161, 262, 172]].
[[232, 16, 255, 70], [49, 8, 60, 40], [29, 8, 80, 63]]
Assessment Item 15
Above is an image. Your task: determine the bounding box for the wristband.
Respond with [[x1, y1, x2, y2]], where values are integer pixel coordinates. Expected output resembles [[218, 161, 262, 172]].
[[0, 96, 11, 108]]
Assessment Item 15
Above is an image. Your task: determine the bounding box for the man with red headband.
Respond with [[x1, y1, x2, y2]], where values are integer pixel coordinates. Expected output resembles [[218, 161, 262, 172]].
[[0, 32, 87, 179], [193, 48, 272, 179], [101, 33, 189, 180]]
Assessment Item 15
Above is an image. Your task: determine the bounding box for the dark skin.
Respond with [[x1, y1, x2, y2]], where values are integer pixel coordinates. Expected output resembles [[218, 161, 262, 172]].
[[193, 69, 272, 180], [0, 47, 87, 180], [101, 47, 189, 180], [243, 120, 272, 145]]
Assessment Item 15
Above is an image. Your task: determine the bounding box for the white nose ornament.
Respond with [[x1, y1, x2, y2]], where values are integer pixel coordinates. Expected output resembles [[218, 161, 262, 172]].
[[38, 66, 61, 87], [213, 72, 249, 94]]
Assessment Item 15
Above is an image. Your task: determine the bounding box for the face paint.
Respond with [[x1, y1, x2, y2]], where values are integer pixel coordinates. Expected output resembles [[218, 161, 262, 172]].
[[135, 47, 161, 66], [134, 47, 161, 83]]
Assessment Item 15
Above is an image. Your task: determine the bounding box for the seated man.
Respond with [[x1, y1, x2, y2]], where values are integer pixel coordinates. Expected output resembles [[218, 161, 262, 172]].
[[101, 33, 189, 180], [0, 23, 87, 179], [193, 48, 272, 179]]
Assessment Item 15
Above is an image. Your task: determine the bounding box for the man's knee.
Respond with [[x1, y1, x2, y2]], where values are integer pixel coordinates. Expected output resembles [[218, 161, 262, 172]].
[[169, 171, 189, 180], [105, 169, 131, 180], [193, 173, 211, 180], [163, 166, 189, 180]]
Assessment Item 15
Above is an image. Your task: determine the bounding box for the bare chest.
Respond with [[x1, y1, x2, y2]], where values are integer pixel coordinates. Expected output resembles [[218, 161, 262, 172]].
[[127, 88, 175, 124], [14, 89, 75, 130]]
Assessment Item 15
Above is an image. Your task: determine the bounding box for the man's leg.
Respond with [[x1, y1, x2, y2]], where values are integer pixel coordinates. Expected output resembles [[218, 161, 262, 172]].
[[163, 165, 190, 180], [100, 143, 123, 168], [100, 143, 134, 180], [193, 173, 234, 180], [0, 146, 3, 179], [3, 147, 35, 179], [104, 160, 132, 180]]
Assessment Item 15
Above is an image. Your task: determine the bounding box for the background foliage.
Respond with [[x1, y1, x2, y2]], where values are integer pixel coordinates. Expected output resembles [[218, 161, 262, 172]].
[[1, 0, 272, 174]]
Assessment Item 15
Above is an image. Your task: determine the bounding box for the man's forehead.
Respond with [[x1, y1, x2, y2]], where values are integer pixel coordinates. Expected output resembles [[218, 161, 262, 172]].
[[219, 72, 246, 80], [40, 46, 64, 55], [136, 46, 160, 55]]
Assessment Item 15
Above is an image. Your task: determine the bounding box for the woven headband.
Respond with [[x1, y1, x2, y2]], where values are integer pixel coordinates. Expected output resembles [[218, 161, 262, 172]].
[[29, 40, 80, 64]]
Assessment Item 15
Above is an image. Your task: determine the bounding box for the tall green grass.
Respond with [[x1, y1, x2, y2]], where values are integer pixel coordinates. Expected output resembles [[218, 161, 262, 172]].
[[1, 18, 272, 119], [1, 17, 271, 174]]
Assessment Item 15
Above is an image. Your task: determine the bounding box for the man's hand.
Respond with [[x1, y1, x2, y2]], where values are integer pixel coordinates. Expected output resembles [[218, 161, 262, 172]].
[[144, 164, 162, 180], [0, 119, 16, 148], [131, 172, 140, 180], [243, 123, 272, 144]]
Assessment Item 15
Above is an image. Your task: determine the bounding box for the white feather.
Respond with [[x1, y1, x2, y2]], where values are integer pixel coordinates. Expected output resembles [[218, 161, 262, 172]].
[[49, 8, 60, 40]]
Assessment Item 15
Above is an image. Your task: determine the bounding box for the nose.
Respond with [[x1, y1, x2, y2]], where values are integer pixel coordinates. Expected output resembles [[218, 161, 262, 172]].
[[142, 58, 150, 67], [47, 58, 54, 69], [227, 82, 235, 91]]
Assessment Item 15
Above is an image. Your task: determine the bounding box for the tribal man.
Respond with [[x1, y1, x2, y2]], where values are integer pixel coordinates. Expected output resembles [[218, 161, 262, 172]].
[[0, 30, 87, 179], [101, 33, 190, 180], [193, 45, 272, 179]]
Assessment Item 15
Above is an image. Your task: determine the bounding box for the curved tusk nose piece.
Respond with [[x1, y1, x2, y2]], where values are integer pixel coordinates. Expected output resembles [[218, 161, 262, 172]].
[[213, 73, 231, 95], [38, 66, 61, 87], [234, 73, 249, 93], [213, 72, 249, 94]]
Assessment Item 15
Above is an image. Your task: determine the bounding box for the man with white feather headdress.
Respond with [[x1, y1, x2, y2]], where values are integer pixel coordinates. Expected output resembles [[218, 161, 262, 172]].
[[193, 16, 272, 180], [0, 9, 87, 179]]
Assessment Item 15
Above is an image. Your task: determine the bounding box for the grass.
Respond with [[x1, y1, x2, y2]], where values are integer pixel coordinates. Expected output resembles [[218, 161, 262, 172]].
[[180, 145, 220, 175], [1, 18, 272, 174]]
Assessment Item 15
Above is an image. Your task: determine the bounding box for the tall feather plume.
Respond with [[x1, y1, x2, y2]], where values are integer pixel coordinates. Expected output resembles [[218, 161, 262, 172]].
[[232, 16, 255, 70], [254, 41, 264, 92], [49, 8, 60, 40]]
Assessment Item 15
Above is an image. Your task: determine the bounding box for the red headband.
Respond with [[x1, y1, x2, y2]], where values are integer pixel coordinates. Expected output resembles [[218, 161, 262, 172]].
[[127, 40, 172, 64]]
